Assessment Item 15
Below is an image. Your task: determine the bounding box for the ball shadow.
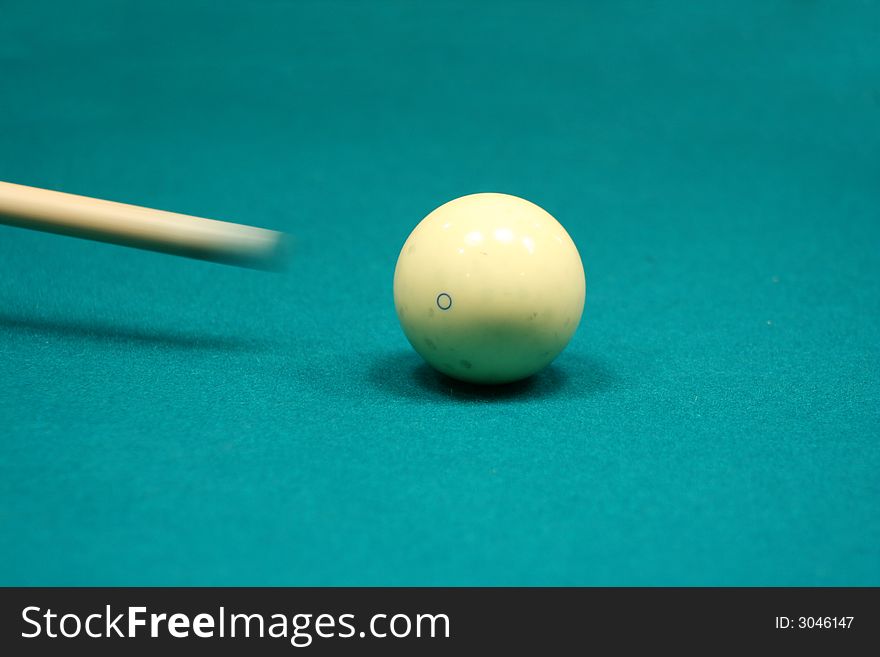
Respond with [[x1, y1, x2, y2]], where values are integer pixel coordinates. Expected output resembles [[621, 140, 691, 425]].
[[368, 350, 617, 402]]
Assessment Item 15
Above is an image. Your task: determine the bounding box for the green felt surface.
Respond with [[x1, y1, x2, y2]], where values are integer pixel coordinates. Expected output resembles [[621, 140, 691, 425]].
[[1, 0, 878, 586]]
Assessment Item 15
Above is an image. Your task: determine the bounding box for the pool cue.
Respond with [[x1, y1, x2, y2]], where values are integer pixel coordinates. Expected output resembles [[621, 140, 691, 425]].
[[0, 180, 285, 269]]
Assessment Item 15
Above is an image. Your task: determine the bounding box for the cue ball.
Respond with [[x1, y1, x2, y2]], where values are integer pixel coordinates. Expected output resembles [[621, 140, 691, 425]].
[[393, 193, 586, 384]]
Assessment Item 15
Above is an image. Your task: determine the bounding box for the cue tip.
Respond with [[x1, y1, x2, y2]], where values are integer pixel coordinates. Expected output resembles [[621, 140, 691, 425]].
[[253, 231, 294, 272], [203, 225, 293, 271]]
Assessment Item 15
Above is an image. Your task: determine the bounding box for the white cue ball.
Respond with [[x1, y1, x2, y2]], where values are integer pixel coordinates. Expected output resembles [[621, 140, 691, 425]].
[[393, 193, 586, 384]]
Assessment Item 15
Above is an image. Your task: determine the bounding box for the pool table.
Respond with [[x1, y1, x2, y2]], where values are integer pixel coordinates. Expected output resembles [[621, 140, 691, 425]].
[[1, 0, 877, 586]]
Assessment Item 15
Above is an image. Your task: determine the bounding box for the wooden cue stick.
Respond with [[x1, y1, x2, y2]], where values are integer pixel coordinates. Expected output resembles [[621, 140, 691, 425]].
[[0, 180, 285, 269]]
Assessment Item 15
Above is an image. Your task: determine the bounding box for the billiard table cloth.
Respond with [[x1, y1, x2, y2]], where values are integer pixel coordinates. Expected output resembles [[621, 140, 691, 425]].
[[1, 0, 877, 586]]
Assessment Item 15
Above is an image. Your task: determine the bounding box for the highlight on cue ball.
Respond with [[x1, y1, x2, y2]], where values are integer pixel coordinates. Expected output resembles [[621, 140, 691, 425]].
[[393, 192, 586, 385]]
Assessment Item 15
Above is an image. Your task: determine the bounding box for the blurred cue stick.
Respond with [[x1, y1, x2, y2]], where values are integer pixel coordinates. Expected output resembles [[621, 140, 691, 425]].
[[0, 180, 285, 269]]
